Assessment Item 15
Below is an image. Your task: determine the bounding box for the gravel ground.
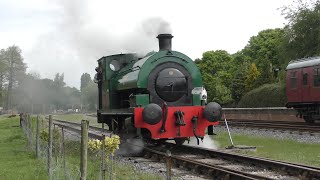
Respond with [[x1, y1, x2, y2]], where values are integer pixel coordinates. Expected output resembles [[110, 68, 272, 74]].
[[214, 125, 320, 144], [117, 156, 210, 180], [116, 139, 210, 180]]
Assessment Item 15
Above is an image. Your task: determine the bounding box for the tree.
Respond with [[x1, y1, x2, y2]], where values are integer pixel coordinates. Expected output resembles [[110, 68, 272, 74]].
[[51, 73, 67, 110], [80, 73, 94, 111], [13, 73, 82, 113], [53, 73, 65, 89], [245, 63, 260, 92], [81, 81, 97, 111], [80, 73, 92, 92], [196, 50, 234, 104], [230, 52, 251, 103], [0, 49, 7, 107], [64, 86, 81, 110], [2, 46, 26, 110], [0, 45, 86, 112], [282, 0, 320, 59], [242, 28, 286, 85]]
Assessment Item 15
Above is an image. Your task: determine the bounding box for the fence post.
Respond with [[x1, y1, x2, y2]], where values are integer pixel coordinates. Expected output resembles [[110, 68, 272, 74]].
[[166, 150, 172, 180], [80, 120, 89, 180], [48, 115, 53, 179], [41, 116, 44, 130], [110, 154, 114, 180], [24, 114, 28, 132], [109, 134, 113, 180], [36, 115, 40, 158], [27, 114, 30, 129], [27, 114, 32, 147], [61, 127, 67, 180], [53, 124, 58, 164], [101, 134, 106, 180]]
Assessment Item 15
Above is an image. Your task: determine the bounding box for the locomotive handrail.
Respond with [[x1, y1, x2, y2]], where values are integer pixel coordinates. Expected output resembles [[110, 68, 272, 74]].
[[151, 55, 188, 64]]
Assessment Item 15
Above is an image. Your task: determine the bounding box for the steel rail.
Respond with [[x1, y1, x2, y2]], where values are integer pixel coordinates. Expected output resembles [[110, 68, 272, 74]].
[[221, 119, 320, 133], [52, 120, 102, 139], [226, 119, 319, 126], [142, 146, 267, 180], [172, 144, 320, 179]]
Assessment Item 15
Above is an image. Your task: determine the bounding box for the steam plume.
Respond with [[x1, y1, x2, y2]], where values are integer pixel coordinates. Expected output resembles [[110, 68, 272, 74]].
[[26, 0, 172, 87]]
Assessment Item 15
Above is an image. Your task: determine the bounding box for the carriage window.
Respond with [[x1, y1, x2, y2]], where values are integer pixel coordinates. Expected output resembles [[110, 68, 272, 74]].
[[303, 73, 308, 85], [290, 71, 297, 88], [314, 68, 320, 87]]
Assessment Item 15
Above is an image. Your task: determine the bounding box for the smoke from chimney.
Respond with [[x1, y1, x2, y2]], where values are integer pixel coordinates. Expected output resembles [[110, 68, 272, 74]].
[[25, 0, 173, 88]]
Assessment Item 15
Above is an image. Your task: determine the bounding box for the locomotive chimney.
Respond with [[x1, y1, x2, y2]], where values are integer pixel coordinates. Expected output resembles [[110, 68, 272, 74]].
[[157, 34, 173, 51]]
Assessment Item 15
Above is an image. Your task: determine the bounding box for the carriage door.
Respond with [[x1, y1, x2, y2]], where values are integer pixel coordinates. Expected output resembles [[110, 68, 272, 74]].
[[302, 68, 311, 102]]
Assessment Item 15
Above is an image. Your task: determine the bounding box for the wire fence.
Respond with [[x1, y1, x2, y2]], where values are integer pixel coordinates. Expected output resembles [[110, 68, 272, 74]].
[[21, 114, 120, 180]]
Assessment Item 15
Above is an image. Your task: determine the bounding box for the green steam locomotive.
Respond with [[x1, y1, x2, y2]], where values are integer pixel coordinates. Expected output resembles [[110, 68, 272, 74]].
[[95, 34, 221, 145]]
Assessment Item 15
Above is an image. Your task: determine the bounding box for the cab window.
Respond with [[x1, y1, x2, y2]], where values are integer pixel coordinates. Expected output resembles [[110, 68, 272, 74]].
[[314, 68, 320, 87], [290, 71, 297, 88]]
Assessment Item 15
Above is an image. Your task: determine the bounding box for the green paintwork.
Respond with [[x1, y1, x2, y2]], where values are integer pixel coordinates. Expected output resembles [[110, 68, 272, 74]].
[[139, 51, 203, 88], [98, 53, 138, 81], [98, 53, 138, 110], [112, 50, 203, 90], [114, 54, 151, 90], [192, 94, 201, 106], [134, 94, 150, 107], [99, 50, 204, 110]]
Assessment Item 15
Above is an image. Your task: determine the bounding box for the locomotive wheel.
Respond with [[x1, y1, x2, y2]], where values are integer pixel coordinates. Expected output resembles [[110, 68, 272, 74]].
[[174, 138, 186, 145]]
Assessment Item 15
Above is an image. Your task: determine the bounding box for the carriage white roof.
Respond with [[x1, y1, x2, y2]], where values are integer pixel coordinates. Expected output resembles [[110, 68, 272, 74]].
[[286, 56, 320, 70]]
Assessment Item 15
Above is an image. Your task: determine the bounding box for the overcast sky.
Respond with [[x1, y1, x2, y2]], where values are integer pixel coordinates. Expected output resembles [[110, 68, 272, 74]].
[[0, 0, 293, 88]]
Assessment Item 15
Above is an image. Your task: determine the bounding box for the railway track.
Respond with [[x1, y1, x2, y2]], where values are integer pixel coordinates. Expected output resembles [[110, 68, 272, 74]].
[[48, 118, 320, 179], [162, 144, 320, 179], [222, 119, 320, 133]]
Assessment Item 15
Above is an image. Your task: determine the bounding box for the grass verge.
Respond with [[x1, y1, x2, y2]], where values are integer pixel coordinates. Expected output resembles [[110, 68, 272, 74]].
[[214, 132, 320, 167], [0, 116, 48, 180]]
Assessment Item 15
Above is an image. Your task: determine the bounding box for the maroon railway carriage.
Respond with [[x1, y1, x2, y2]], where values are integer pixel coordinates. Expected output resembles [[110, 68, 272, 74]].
[[286, 56, 320, 123]]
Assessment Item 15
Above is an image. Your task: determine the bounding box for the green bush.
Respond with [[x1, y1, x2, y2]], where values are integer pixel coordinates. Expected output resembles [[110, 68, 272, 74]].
[[237, 83, 287, 107]]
